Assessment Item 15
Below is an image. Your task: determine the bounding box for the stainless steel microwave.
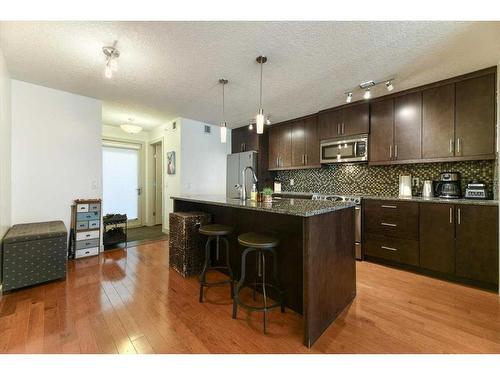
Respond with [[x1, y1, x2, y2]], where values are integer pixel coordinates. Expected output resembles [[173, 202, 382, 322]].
[[320, 135, 368, 163]]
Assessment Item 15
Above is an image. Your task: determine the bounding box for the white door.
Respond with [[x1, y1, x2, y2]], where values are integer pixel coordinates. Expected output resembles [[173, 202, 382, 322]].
[[153, 143, 163, 225], [102, 142, 142, 226]]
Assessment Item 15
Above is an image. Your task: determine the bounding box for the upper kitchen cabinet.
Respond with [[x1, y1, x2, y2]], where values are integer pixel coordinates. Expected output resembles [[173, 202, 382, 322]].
[[422, 84, 455, 159], [318, 109, 341, 140], [268, 123, 292, 170], [394, 92, 422, 161], [369, 99, 394, 163], [318, 102, 369, 140], [455, 73, 496, 158], [270, 116, 319, 170], [231, 125, 259, 153]]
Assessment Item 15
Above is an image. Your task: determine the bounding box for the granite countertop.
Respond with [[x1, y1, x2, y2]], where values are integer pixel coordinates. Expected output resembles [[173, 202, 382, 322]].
[[171, 194, 356, 217], [276, 191, 498, 206]]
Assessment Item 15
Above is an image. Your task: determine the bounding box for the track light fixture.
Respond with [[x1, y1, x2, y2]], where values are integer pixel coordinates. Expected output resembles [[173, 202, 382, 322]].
[[343, 77, 395, 102], [102, 41, 120, 79]]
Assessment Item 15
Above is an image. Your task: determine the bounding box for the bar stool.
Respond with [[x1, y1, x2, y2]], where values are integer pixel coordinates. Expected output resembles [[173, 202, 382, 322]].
[[198, 224, 234, 302], [232, 232, 285, 333]]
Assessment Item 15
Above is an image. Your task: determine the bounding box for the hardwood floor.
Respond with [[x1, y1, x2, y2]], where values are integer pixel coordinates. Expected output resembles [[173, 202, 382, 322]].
[[1, 239, 499, 354]]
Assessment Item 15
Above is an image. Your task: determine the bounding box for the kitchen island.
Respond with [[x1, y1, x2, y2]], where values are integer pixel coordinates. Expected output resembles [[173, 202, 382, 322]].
[[172, 195, 356, 347]]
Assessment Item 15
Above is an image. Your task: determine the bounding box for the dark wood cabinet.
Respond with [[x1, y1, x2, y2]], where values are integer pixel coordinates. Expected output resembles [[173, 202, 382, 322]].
[[365, 200, 498, 290], [231, 126, 258, 153], [342, 102, 369, 137], [422, 84, 455, 159], [304, 116, 320, 166], [394, 92, 422, 161], [455, 205, 499, 285], [318, 103, 368, 140], [419, 203, 455, 274], [291, 120, 305, 167], [268, 123, 292, 169], [455, 74, 496, 158], [369, 99, 394, 163], [318, 109, 341, 140]]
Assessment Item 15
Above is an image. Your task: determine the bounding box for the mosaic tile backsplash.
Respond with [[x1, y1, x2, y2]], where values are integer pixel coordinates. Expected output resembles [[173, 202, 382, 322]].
[[273, 160, 497, 199]]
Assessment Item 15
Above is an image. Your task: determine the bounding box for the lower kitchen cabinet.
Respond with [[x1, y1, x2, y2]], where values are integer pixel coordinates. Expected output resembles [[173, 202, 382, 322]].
[[455, 205, 499, 285], [364, 233, 419, 267], [364, 199, 499, 290], [419, 203, 456, 274]]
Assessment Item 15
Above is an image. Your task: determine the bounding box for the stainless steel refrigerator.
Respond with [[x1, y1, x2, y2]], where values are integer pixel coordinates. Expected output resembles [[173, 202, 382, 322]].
[[226, 151, 257, 198]]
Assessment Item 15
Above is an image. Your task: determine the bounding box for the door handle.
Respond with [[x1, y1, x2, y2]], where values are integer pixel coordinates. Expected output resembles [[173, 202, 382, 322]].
[[394, 145, 398, 159], [449, 207, 453, 224], [389, 145, 393, 159], [381, 205, 397, 209], [381, 246, 397, 252], [449, 139, 454, 154], [342, 123, 345, 134], [305, 154, 308, 165], [337, 123, 341, 135], [137, 188, 142, 195], [457, 208, 461, 225], [457, 138, 461, 154], [381, 222, 397, 227]]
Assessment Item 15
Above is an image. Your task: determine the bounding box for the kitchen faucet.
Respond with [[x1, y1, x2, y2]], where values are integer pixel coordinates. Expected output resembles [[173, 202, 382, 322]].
[[241, 166, 258, 201]]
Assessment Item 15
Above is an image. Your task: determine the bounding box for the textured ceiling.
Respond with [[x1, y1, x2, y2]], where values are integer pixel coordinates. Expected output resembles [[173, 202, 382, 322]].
[[1, 21, 499, 129]]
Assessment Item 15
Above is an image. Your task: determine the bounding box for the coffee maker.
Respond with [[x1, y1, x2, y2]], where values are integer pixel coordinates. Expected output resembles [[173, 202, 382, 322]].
[[434, 172, 461, 199]]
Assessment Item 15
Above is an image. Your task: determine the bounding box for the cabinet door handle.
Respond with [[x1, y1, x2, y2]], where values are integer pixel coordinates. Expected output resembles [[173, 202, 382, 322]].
[[457, 138, 461, 154], [381, 222, 397, 227], [457, 208, 461, 225], [381, 205, 397, 209], [394, 145, 398, 159], [305, 154, 308, 165], [449, 207, 453, 224], [381, 246, 397, 252], [449, 139, 454, 154], [389, 145, 393, 159], [342, 123, 345, 134], [276, 157, 279, 167], [337, 123, 341, 135]]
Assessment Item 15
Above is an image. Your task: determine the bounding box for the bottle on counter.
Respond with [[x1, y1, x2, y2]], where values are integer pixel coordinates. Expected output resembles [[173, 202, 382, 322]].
[[250, 184, 257, 201]]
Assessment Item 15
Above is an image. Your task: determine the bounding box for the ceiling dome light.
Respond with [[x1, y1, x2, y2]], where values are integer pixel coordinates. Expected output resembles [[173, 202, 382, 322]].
[[120, 124, 143, 134], [219, 78, 229, 143], [255, 55, 268, 134], [102, 41, 120, 79], [346, 92, 353, 103], [363, 89, 371, 100]]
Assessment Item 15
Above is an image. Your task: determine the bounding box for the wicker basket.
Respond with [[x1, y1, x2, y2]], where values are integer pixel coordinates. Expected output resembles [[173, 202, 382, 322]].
[[169, 211, 211, 277]]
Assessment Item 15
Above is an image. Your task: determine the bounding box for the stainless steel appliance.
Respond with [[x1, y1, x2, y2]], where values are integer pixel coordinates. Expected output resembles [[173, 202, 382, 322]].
[[320, 134, 368, 164], [226, 151, 257, 199], [434, 172, 461, 199], [312, 194, 363, 260], [465, 180, 488, 199]]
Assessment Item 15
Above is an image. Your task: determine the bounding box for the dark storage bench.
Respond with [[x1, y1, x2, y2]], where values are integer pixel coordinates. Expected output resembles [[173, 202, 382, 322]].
[[2, 221, 68, 292]]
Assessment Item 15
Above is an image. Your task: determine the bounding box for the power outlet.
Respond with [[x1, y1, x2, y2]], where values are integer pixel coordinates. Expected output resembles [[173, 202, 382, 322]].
[[290, 179, 294, 186], [412, 177, 420, 186]]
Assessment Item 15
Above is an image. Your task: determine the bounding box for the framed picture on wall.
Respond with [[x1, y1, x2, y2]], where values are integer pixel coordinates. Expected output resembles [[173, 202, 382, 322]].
[[167, 151, 176, 175]]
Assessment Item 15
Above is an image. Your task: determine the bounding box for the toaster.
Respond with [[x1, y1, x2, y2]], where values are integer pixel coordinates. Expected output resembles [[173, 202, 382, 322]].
[[465, 182, 488, 199]]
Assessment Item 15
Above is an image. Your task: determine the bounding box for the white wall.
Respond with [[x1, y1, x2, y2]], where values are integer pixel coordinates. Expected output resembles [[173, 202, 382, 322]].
[[148, 118, 231, 232], [0, 46, 11, 240], [11, 80, 102, 232], [181, 118, 231, 195]]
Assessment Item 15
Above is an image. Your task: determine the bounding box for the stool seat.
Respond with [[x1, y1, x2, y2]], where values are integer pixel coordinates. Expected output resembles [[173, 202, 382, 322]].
[[199, 224, 233, 236], [238, 232, 279, 249]]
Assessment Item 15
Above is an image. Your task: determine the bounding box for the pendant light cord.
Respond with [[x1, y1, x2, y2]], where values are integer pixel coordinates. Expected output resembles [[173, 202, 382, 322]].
[[222, 82, 225, 123], [259, 61, 263, 108]]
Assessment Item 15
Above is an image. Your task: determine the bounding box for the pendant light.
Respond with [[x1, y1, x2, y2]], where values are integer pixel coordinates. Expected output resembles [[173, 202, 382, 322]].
[[219, 78, 228, 143], [255, 55, 267, 134]]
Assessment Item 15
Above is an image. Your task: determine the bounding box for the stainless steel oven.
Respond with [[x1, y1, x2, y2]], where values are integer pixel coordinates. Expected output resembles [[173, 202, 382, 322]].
[[320, 134, 368, 164]]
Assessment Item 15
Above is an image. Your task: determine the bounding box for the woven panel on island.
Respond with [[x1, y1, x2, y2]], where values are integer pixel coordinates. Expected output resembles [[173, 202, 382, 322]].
[[169, 211, 211, 277]]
